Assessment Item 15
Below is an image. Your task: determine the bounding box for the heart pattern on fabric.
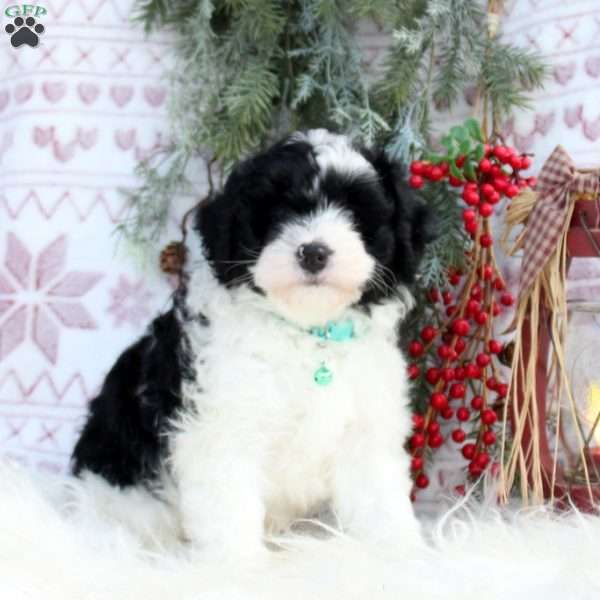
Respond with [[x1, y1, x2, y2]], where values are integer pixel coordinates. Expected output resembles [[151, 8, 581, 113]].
[[42, 82, 67, 104], [584, 56, 600, 78], [115, 129, 136, 151], [14, 83, 34, 105], [77, 83, 100, 105], [143, 86, 166, 108], [564, 105, 583, 128], [110, 85, 134, 108]]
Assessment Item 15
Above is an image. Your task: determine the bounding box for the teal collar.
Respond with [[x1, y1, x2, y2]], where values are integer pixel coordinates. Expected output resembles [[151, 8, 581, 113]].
[[309, 319, 355, 342]]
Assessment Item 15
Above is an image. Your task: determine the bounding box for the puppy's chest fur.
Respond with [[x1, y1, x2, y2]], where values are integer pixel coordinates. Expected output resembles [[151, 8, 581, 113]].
[[180, 287, 411, 527]]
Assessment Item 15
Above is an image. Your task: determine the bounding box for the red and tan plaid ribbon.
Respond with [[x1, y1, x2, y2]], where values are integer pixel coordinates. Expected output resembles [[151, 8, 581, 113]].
[[520, 145, 600, 291]]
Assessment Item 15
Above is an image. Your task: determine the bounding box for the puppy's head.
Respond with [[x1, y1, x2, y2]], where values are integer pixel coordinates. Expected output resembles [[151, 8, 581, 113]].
[[196, 129, 436, 327]]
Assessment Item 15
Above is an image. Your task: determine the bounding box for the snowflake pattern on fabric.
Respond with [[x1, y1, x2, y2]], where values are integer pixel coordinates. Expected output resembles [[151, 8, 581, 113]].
[[107, 275, 153, 328], [0, 233, 102, 363]]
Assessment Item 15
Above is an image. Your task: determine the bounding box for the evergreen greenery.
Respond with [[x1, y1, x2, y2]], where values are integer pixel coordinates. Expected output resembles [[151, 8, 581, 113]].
[[123, 0, 547, 288]]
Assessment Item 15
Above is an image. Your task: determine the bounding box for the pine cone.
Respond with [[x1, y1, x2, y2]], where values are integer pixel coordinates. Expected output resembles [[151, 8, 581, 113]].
[[160, 241, 187, 275]]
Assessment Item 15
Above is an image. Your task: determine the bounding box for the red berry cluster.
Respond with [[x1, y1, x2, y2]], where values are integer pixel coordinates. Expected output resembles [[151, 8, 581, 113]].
[[406, 143, 531, 491]]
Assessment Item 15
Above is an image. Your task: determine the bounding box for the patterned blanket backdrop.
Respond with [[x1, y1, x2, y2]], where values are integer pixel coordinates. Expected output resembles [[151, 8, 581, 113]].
[[0, 0, 191, 474], [1, 0, 600, 500]]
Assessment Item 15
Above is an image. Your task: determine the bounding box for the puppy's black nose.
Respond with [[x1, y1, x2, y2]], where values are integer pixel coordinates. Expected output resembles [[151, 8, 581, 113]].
[[296, 242, 331, 274]]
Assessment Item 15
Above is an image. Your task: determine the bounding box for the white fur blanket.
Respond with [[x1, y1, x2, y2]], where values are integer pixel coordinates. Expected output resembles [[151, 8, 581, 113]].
[[0, 460, 598, 600]]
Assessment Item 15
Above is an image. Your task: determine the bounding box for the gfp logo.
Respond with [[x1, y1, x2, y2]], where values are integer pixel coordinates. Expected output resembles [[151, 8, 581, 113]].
[[4, 5, 47, 48]]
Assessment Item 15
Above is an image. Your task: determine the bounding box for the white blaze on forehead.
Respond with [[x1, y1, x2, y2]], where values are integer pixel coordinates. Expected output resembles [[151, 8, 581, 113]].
[[251, 206, 375, 327], [295, 129, 376, 179]]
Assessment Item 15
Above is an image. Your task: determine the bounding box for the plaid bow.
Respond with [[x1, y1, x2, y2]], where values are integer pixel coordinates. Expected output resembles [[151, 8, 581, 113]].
[[520, 145, 600, 291]]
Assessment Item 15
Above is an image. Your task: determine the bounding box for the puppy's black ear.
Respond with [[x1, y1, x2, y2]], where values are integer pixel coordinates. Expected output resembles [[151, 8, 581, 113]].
[[369, 150, 438, 284]]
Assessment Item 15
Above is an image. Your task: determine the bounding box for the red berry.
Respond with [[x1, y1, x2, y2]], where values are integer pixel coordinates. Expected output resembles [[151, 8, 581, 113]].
[[415, 473, 429, 489], [464, 190, 480, 206], [426, 367, 440, 385], [488, 190, 501, 205], [520, 156, 531, 170], [465, 220, 478, 234], [475, 311, 489, 325], [441, 367, 456, 382], [480, 233, 493, 248], [469, 462, 483, 477], [509, 155, 522, 170], [479, 202, 493, 217], [527, 176, 537, 187], [446, 305, 456, 317], [452, 319, 470, 336], [470, 285, 482, 301], [481, 183, 495, 199], [489, 340, 503, 354], [430, 392, 449, 411], [466, 363, 481, 379], [457, 406, 470, 421], [409, 340, 424, 357], [454, 339, 466, 354], [475, 452, 490, 468], [463, 208, 476, 222], [462, 443, 477, 460], [471, 395, 484, 410], [410, 432, 426, 449], [421, 325, 437, 342], [492, 302, 502, 316], [456, 155, 466, 167], [478, 159, 492, 173], [455, 366, 466, 380], [486, 376, 498, 390], [450, 383, 466, 399], [409, 175, 424, 189], [427, 421, 440, 435], [476, 353, 491, 368], [411, 456, 424, 470], [493, 177, 509, 193], [412, 414, 425, 429], [481, 408, 497, 425], [482, 264, 493, 280], [430, 166, 444, 181], [441, 407, 454, 420], [438, 345, 451, 359], [493, 146, 510, 163], [452, 429, 466, 443], [493, 278, 505, 291], [467, 299, 481, 316], [496, 383, 508, 398], [408, 364, 420, 380], [410, 161, 426, 175], [449, 272, 461, 286], [428, 432, 444, 448], [500, 293, 514, 306], [442, 291, 453, 305], [449, 175, 463, 187], [505, 184, 520, 198], [482, 431, 496, 446]]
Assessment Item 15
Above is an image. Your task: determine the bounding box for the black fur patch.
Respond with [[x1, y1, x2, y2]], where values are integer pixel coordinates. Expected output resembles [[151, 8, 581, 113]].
[[71, 310, 193, 487]]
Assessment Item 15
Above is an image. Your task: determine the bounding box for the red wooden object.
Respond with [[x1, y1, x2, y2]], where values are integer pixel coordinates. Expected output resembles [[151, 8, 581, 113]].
[[513, 198, 600, 511]]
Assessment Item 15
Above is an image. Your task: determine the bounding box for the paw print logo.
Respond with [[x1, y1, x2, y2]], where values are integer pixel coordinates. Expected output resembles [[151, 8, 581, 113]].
[[5, 16, 45, 48]]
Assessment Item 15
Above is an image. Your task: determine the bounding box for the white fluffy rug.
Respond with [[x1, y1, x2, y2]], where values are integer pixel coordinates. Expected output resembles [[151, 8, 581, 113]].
[[1, 460, 599, 600]]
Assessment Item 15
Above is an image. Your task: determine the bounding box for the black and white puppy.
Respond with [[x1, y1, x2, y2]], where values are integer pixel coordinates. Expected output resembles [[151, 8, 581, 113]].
[[72, 129, 436, 559]]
